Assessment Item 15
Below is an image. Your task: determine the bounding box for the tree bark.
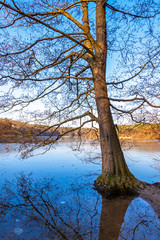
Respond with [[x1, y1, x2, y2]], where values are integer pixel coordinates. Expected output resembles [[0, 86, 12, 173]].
[[93, 0, 143, 195]]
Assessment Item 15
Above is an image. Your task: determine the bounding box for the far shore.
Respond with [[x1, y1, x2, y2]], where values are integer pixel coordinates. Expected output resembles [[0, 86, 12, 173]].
[[0, 135, 160, 144], [0, 118, 160, 143]]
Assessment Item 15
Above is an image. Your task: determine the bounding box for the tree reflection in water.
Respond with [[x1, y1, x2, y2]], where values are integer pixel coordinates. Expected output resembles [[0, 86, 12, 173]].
[[0, 174, 160, 239], [99, 197, 134, 239], [0, 173, 101, 239], [99, 197, 160, 240]]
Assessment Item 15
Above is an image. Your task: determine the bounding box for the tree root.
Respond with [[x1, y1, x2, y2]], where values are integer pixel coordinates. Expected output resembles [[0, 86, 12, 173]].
[[94, 174, 145, 197]]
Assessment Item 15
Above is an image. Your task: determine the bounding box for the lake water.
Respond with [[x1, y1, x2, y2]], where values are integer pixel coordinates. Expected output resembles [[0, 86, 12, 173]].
[[0, 140, 160, 239]]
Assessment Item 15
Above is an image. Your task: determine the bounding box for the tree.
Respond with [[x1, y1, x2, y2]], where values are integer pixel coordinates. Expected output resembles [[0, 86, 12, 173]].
[[0, 0, 160, 195]]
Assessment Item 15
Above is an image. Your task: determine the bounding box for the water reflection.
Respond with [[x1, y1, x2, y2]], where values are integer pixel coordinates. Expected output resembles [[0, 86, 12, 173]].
[[119, 198, 160, 240], [0, 174, 159, 239], [99, 197, 134, 240], [122, 141, 160, 153], [0, 174, 101, 239], [123, 142, 160, 183], [0, 142, 160, 239], [99, 197, 160, 240]]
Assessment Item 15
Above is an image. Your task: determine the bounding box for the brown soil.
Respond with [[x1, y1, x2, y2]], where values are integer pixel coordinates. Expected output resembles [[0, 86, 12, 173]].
[[139, 183, 160, 219]]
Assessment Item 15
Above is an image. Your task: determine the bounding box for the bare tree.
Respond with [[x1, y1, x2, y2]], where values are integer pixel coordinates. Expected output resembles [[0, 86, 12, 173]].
[[0, 0, 160, 195]]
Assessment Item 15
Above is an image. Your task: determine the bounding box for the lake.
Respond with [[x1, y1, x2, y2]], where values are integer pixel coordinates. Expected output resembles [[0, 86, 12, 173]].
[[0, 140, 160, 239]]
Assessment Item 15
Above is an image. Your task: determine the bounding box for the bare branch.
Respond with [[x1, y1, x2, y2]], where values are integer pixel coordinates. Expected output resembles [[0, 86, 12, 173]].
[[106, 3, 160, 19]]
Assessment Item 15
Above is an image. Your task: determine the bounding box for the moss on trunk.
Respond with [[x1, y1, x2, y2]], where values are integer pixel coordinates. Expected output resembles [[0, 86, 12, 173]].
[[94, 174, 145, 197]]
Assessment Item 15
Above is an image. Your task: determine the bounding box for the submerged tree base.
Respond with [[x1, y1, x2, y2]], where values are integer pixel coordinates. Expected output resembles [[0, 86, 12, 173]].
[[94, 174, 145, 197]]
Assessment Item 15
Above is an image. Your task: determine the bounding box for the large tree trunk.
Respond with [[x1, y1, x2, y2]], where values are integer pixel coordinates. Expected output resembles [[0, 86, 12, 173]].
[[93, 0, 143, 196]]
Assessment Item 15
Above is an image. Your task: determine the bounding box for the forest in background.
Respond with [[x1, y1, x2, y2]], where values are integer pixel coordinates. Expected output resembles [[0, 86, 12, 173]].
[[0, 118, 160, 143]]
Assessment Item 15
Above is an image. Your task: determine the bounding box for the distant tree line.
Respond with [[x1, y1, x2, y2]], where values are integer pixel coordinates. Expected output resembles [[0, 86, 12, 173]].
[[0, 118, 159, 143]]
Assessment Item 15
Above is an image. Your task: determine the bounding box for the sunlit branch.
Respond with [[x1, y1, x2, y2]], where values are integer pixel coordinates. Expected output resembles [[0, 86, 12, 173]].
[[34, 8, 84, 31], [0, 1, 95, 58]]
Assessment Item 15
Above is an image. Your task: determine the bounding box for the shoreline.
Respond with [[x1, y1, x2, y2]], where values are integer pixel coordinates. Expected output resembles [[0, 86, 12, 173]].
[[0, 136, 160, 144], [139, 183, 160, 219]]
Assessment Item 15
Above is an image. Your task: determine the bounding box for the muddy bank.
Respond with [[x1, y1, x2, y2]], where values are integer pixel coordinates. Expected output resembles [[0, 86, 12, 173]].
[[139, 183, 160, 218]]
